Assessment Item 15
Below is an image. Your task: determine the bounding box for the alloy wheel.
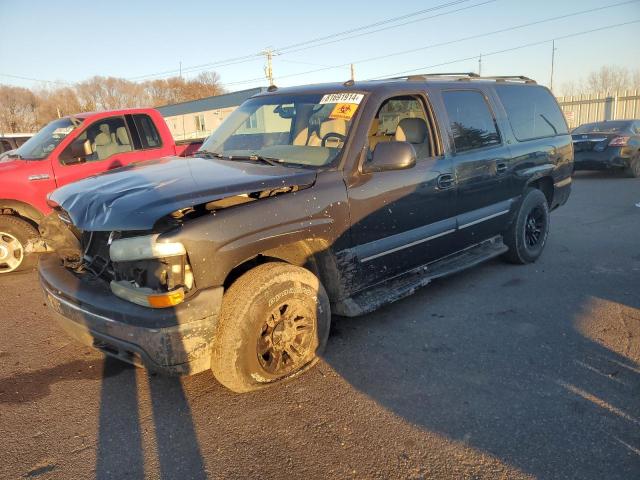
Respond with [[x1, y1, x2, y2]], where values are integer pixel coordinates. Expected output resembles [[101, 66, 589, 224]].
[[257, 301, 316, 375], [524, 207, 545, 249]]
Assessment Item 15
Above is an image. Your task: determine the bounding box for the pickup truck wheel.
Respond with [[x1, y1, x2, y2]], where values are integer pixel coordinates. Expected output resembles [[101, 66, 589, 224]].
[[0, 216, 39, 274], [211, 263, 331, 393], [502, 188, 550, 264], [624, 154, 640, 178]]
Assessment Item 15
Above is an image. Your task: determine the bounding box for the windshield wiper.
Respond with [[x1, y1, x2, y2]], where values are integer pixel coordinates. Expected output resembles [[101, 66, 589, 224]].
[[198, 150, 281, 166], [197, 150, 224, 159]]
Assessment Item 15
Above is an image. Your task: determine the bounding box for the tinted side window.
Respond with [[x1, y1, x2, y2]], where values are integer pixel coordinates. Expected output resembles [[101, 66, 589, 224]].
[[495, 85, 568, 141], [1, 140, 11, 152], [442, 90, 500, 153], [133, 114, 162, 149]]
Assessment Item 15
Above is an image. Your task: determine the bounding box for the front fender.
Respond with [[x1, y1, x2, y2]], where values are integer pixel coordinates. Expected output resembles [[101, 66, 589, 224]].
[[163, 171, 351, 294]]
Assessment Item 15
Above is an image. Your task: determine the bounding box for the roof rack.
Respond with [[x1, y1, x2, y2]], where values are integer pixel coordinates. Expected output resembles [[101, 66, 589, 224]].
[[477, 75, 537, 84], [386, 72, 537, 84], [390, 72, 480, 81]]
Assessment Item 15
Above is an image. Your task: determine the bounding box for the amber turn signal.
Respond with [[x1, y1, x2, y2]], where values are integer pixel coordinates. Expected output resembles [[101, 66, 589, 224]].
[[148, 289, 185, 309]]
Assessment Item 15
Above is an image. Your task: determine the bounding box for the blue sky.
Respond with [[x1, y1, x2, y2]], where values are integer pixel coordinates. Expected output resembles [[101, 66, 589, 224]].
[[0, 0, 638, 93]]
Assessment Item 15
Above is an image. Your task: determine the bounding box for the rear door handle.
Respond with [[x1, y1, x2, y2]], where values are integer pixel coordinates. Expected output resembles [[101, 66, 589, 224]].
[[437, 173, 455, 190], [496, 162, 508, 174]]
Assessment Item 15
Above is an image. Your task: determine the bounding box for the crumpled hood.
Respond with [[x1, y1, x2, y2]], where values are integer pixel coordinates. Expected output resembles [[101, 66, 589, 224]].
[[49, 156, 317, 231]]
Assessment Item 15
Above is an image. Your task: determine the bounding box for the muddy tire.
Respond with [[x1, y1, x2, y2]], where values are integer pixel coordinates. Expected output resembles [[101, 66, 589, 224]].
[[211, 262, 331, 393], [624, 154, 640, 178], [502, 188, 550, 265], [0, 216, 39, 274]]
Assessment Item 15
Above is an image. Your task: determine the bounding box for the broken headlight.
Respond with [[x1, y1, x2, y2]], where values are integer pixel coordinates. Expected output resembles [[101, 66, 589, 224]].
[[109, 234, 193, 308], [109, 234, 186, 262]]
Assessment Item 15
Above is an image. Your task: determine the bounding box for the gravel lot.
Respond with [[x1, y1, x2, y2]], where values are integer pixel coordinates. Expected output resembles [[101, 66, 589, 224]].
[[1, 171, 639, 480]]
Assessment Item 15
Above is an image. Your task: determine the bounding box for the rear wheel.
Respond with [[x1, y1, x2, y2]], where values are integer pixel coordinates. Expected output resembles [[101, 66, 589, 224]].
[[0, 215, 39, 274], [211, 262, 331, 393], [624, 154, 640, 178], [502, 188, 550, 264]]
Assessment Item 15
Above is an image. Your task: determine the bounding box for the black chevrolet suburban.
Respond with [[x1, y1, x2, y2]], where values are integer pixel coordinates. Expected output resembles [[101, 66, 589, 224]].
[[39, 73, 573, 392]]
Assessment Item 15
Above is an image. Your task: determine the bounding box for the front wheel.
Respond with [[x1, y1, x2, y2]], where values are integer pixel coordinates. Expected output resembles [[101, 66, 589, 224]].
[[502, 188, 550, 264], [211, 263, 331, 393], [0, 216, 39, 274]]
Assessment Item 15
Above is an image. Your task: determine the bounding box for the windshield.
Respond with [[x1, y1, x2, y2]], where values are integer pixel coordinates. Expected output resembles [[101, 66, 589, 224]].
[[573, 121, 632, 135], [199, 92, 364, 167], [14, 117, 83, 160]]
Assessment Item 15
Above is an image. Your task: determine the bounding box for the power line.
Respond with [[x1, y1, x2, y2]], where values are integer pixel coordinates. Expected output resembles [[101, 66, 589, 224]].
[[278, 0, 497, 56], [0, 73, 73, 86], [216, 1, 637, 87], [129, 0, 492, 81], [129, 0, 635, 82], [276, 0, 483, 52], [371, 19, 640, 79], [216, 17, 639, 89]]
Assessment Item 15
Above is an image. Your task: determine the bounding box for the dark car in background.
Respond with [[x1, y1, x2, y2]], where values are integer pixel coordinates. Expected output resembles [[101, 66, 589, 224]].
[[572, 120, 640, 177]]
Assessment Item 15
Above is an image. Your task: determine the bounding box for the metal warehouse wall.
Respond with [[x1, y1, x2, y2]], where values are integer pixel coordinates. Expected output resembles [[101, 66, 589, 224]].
[[557, 90, 640, 129]]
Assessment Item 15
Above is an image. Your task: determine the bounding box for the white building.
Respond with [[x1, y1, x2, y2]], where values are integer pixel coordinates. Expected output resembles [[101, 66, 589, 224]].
[[156, 87, 266, 141]]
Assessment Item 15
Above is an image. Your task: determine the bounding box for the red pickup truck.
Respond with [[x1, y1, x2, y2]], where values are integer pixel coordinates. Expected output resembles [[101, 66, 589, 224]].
[[0, 108, 202, 274]]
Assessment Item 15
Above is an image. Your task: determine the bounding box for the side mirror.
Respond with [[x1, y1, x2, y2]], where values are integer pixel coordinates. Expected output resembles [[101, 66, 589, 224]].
[[63, 139, 92, 165], [363, 141, 416, 173]]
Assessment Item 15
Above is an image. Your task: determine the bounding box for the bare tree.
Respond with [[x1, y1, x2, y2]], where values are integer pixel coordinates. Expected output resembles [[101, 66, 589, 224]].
[[586, 66, 631, 93], [561, 65, 640, 96], [0, 71, 225, 132], [0, 86, 38, 133]]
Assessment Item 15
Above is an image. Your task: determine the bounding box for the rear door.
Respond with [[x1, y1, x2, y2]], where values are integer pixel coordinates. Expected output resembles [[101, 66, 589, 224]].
[[348, 93, 456, 287], [51, 114, 166, 187], [439, 89, 513, 247]]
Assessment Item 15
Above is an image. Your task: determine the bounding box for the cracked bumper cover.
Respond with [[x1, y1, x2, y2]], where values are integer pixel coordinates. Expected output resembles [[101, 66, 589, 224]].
[[39, 254, 222, 375]]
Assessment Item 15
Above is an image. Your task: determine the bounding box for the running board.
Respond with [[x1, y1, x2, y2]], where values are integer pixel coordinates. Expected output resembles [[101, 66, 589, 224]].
[[333, 236, 508, 317]]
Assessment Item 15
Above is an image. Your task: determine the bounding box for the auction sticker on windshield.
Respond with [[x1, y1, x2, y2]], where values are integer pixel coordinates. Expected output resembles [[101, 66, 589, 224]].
[[319, 93, 364, 105], [330, 103, 358, 120]]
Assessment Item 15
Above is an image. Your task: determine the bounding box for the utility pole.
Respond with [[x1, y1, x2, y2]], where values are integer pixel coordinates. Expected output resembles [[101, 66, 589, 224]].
[[350, 63, 355, 81], [550, 40, 557, 92], [478, 54, 482, 76], [261, 48, 276, 86], [179, 61, 182, 79]]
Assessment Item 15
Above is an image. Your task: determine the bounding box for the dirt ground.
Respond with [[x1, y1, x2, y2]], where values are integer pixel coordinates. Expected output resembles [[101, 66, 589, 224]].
[[1, 171, 639, 479]]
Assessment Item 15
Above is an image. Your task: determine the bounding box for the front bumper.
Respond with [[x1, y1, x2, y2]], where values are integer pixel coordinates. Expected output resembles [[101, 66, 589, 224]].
[[573, 147, 630, 171], [39, 254, 223, 375]]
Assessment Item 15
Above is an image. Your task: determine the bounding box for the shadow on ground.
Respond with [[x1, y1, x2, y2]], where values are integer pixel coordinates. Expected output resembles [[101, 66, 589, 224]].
[[322, 249, 640, 479]]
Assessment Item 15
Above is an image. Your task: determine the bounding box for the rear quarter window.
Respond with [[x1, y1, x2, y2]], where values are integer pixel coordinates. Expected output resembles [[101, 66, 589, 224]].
[[495, 85, 568, 141], [132, 114, 162, 149]]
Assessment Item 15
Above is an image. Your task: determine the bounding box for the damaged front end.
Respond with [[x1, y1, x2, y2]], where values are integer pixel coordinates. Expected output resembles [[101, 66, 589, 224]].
[[40, 212, 195, 310], [41, 182, 306, 310]]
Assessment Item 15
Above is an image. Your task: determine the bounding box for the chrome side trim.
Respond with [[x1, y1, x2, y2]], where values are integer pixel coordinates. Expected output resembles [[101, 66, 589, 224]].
[[361, 228, 456, 263], [458, 209, 510, 229]]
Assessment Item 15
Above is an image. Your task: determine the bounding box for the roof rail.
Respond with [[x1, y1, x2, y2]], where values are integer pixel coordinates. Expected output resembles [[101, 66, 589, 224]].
[[390, 72, 480, 81], [475, 75, 537, 84], [386, 72, 537, 84]]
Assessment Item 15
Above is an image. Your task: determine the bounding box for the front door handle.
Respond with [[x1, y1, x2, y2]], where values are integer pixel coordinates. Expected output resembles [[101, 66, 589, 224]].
[[437, 173, 455, 190], [496, 162, 508, 174]]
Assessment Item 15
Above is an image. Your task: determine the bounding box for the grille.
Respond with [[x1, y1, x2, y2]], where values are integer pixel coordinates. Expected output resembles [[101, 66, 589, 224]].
[[82, 231, 115, 279]]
